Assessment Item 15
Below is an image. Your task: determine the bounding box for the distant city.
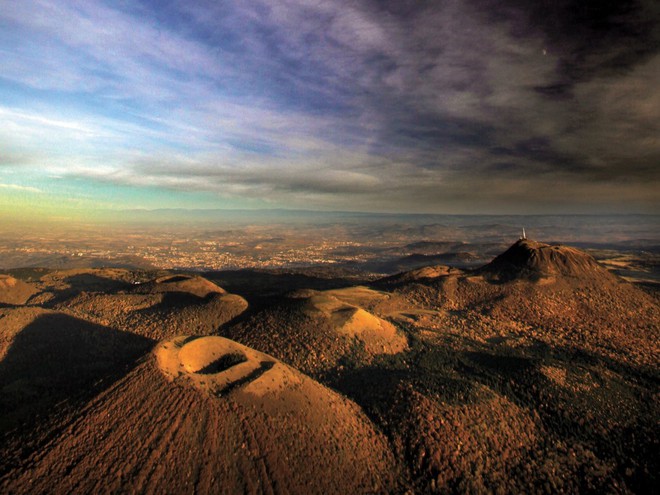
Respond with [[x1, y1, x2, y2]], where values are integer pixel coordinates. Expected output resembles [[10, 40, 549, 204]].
[[2, 214, 658, 282]]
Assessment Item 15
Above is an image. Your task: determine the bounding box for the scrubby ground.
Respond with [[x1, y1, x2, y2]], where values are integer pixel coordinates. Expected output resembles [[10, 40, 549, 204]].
[[0, 240, 658, 493]]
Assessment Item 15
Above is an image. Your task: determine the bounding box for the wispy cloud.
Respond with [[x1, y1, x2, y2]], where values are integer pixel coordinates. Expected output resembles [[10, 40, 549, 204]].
[[0, 183, 43, 193], [0, 0, 658, 213]]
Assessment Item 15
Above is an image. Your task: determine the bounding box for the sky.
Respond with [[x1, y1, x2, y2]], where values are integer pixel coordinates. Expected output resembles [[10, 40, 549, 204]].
[[0, 0, 658, 218]]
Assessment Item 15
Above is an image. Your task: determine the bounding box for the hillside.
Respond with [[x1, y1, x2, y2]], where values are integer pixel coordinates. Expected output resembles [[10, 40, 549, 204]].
[[359, 239, 659, 491], [51, 273, 248, 340], [0, 239, 658, 493], [0, 275, 38, 305], [479, 239, 615, 282], [221, 286, 411, 375], [2, 338, 399, 493]]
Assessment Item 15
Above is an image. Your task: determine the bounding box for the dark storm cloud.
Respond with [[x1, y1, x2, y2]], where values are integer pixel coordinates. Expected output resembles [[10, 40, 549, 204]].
[[366, 0, 660, 186], [503, 1, 659, 78]]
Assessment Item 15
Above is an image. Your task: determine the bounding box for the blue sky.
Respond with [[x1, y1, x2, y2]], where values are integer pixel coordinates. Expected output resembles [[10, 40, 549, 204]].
[[0, 0, 658, 217]]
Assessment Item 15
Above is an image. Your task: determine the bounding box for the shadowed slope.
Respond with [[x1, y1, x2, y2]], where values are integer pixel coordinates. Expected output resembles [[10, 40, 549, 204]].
[[0, 308, 152, 437]]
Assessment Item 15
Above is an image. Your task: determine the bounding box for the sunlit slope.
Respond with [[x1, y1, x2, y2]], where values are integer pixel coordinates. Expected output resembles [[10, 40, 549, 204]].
[[56, 273, 248, 340], [222, 286, 410, 375], [2, 335, 400, 494], [388, 239, 659, 368], [0, 275, 38, 305]]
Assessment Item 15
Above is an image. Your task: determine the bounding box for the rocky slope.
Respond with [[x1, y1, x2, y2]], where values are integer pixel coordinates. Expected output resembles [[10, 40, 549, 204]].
[[222, 287, 410, 375], [479, 239, 615, 282], [1, 240, 658, 493]]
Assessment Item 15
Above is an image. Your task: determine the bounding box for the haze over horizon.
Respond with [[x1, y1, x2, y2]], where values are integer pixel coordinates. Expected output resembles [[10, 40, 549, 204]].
[[1, 0, 659, 220]]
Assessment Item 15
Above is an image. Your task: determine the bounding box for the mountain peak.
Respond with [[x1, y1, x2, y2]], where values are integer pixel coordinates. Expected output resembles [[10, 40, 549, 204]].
[[480, 239, 612, 282]]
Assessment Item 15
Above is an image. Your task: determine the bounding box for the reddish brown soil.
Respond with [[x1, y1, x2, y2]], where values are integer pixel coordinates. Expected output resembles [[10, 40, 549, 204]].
[[222, 288, 410, 376], [1, 241, 657, 494], [1, 352, 398, 494], [59, 290, 247, 340], [0, 275, 37, 305]]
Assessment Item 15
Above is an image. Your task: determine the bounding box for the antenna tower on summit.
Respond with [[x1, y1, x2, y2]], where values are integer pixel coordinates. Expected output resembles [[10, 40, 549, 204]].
[[520, 228, 527, 240]]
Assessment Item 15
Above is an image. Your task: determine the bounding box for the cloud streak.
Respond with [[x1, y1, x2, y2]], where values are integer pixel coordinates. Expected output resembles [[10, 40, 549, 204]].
[[0, 183, 43, 193]]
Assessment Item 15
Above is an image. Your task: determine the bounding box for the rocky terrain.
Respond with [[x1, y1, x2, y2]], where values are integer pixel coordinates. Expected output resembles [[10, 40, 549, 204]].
[[0, 240, 658, 493], [222, 286, 410, 376]]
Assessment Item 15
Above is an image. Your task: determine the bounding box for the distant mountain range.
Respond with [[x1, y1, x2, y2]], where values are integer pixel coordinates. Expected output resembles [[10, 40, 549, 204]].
[[94, 209, 659, 241]]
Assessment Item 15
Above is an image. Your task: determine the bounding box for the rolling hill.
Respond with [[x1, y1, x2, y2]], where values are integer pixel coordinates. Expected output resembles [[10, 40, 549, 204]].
[[0, 239, 657, 493]]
